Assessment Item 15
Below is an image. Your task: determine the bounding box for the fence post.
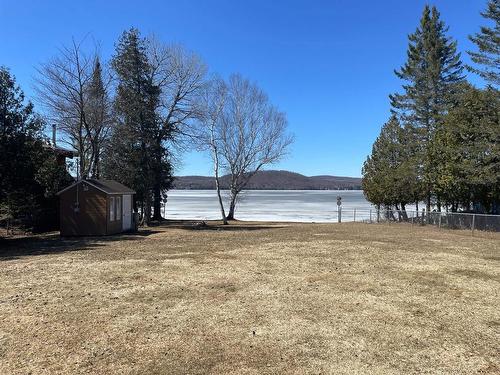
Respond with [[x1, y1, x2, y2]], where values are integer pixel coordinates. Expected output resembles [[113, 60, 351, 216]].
[[353, 208, 356, 222], [422, 208, 426, 226], [377, 208, 380, 223], [471, 214, 475, 235], [338, 207, 342, 223], [438, 214, 442, 229]]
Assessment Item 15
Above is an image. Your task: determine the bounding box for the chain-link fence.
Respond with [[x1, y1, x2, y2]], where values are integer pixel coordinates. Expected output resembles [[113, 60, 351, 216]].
[[340, 208, 500, 233], [2, 204, 499, 237]]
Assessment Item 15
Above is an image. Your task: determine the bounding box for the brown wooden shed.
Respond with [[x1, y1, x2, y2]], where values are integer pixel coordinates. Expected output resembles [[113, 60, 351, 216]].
[[57, 179, 136, 236]]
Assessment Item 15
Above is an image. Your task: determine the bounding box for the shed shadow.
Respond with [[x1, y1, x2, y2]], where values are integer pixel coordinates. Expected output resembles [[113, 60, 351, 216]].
[[0, 229, 160, 261]]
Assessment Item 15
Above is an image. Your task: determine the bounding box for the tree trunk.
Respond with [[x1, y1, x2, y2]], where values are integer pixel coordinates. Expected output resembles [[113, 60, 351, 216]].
[[94, 143, 100, 178], [152, 183, 162, 221], [426, 193, 431, 223], [388, 209, 396, 221], [215, 179, 227, 225], [210, 126, 227, 225], [78, 131, 85, 179], [95, 158, 100, 179], [401, 203, 408, 221], [213, 169, 227, 225], [152, 138, 164, 221], [91, 143, 99, 178], [226, 190, 237, 221], [144, 195, 152, 226], [139, 200, 144, 226]]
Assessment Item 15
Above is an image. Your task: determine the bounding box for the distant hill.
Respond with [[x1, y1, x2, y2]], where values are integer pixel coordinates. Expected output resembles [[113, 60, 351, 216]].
[[173, 170, 362, 190]]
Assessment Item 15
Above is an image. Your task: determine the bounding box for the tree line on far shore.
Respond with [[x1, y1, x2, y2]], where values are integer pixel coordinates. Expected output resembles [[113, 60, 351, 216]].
[[1, 29, 292, 230], [362, 1, 499, 214]]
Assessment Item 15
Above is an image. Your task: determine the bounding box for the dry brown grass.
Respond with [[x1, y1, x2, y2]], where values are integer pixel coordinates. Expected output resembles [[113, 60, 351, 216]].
[[0, 221, 499, 374]]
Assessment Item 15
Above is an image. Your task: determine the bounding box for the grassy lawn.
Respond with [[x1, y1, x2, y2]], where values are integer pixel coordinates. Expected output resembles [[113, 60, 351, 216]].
[[0, 222, 499, 374]]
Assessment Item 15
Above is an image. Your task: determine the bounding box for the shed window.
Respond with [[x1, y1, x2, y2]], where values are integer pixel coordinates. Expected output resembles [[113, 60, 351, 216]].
[[116, 196, 122, 220], [110, 197, 115, 221]]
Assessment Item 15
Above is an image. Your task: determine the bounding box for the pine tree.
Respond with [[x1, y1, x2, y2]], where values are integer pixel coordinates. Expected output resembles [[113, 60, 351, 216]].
[[1, 66, 44, 224], [362, 116, 421, 213], [0, 67, 71, 232], [389, 5, 464, 211], [467, 0, 500, 87], [86, 57, 112, 178], [362, 119, 398, 209], [104, 28, 159, 224], [434, 84, 500, 213], [104, 29, 181, 224]]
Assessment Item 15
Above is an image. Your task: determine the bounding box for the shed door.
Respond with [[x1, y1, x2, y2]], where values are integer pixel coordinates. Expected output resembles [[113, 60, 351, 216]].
[[122, 194, 132, 231]]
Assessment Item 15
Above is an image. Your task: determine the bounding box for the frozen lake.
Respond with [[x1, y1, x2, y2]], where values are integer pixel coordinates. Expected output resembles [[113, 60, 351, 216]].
[[164, 190, 380, 222]]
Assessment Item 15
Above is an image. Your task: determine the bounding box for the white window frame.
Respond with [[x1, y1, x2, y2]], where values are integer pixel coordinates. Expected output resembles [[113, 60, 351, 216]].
[[110, 197, 115, 221], [116, 196, 122, 221]]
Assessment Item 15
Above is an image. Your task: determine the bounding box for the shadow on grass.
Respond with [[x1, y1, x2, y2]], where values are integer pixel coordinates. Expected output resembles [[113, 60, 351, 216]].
[[0, 229, 161, 261], [0, 220, 284, 261], [158, 220, 286, 232]]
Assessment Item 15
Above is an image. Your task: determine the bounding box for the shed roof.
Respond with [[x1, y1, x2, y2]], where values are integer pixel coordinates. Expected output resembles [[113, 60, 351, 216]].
[[88, 180, 136, 194], [56, 179, 136, 196]]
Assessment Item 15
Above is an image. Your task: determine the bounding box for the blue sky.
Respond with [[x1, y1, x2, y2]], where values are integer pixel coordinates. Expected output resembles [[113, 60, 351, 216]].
[[0, 0, 488, 177]]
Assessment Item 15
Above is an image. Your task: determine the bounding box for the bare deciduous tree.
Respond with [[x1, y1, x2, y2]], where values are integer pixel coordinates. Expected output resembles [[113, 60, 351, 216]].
[[194, 77, 228, 224], [35, 38, 112, 179], [197, 74, 293, 221], [147, 39, 207, 220]]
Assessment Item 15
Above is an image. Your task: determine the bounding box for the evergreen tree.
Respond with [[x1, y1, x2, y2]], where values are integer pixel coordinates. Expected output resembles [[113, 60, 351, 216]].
[[0, 67, 71, 232], [86, 57, 112, 178], [103, 28, 160, 224], [362, 116, 421, 213], [434, 84, 500, 213], [467, 0, 500, 87], [105, 30, 198, 223], [389, 5, 464, 211]]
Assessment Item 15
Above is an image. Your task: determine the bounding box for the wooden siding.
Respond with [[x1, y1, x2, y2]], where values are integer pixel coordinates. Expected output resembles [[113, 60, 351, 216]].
[[59, 183, 107, 236]]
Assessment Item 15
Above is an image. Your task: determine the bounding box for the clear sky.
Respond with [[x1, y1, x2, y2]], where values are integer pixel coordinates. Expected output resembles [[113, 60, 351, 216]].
[[0, 0, 488, 177]]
